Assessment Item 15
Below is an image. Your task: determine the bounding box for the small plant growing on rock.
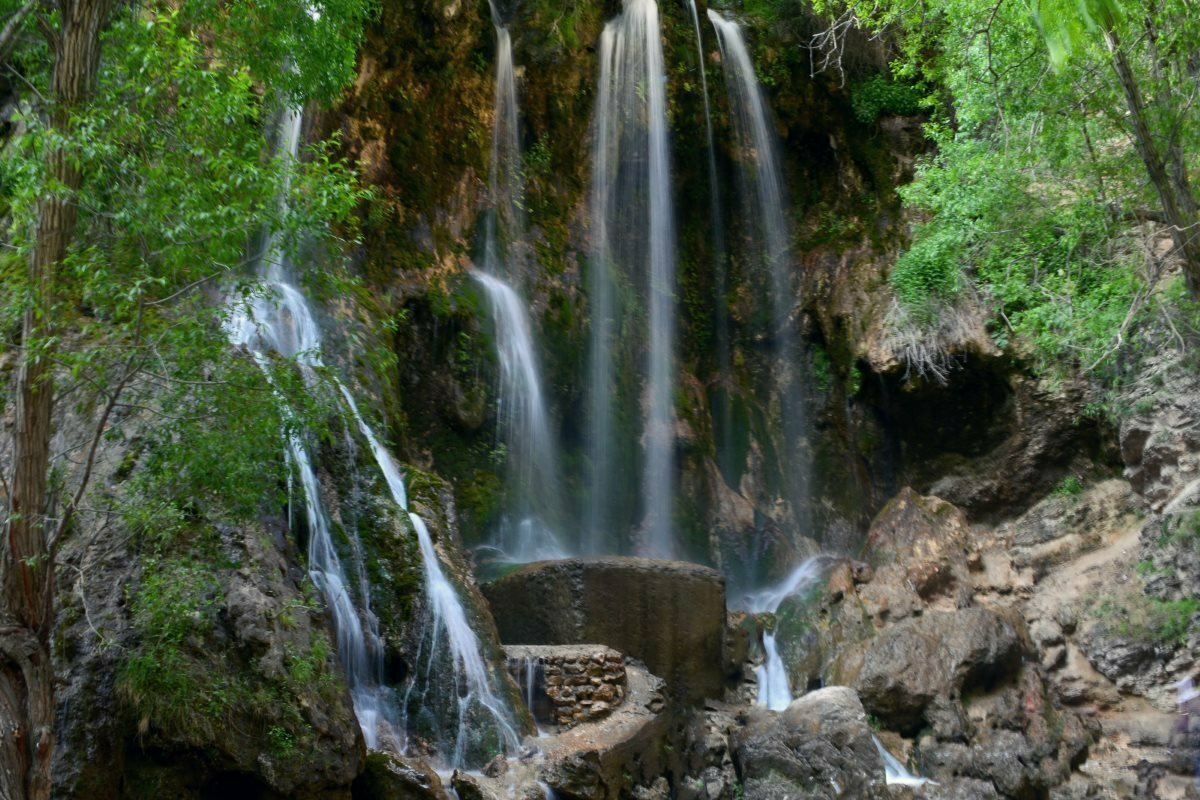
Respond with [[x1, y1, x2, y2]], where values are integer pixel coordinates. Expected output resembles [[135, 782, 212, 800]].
[[1052, 476, 1085, 498]]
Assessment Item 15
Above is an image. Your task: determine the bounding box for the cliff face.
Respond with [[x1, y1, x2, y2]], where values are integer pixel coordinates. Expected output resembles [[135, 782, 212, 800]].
[[327, 0, 1111, 578], [33, 2, 1188, 797]]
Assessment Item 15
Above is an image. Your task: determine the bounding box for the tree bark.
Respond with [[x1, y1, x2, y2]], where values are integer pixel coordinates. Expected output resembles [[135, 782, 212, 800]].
[[2, 2, 115, 799], [1104, 28, 1200, 296]]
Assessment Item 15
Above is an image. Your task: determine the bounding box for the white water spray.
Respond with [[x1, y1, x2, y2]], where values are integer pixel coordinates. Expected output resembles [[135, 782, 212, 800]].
[[873, 736, 938, 787], [736, 558, 828, 712], [230, 107, 517, 763]]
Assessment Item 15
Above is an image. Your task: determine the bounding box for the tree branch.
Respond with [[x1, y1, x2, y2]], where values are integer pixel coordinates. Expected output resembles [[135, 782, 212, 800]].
[[0, 0, 39, 66]]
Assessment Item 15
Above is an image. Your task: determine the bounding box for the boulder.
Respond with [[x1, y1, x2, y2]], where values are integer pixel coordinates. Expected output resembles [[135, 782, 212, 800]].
[[864, 487, 970, 570], [732, 686, 888, 799], [353, 753, 449, 800], [844, 608, 1022, 733], [482, 557, 727, 701], [863, 488, 972, 605], [450, 770, 500, 800]]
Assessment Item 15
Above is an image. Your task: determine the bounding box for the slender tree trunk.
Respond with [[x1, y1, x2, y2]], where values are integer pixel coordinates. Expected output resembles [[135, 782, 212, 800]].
[[1104, 29, 1200, 295], [2, 2, 114, 798]]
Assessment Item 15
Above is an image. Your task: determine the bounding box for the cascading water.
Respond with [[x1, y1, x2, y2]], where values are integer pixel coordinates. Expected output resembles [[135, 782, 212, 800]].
[[407, 514, 522, 766], [709, 11, 811, 543], [476, 9, 568, 561], [472, 271, 566, 561], [686, 0, 735, 484], [736, 557, 828, 711], [873, 736, 937, 787], [754, 632, 792, 712], [227, 107, 397, 751], [230, 107, 517, 765], [588, 0, 678, 558]]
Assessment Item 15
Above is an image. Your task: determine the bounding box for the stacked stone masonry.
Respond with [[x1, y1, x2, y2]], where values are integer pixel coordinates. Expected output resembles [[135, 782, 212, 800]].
[[505, 644, 627, 729]]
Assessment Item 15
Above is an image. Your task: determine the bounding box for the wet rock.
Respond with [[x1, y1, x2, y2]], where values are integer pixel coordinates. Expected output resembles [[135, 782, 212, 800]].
[[732, 686, 888, 799], [353, 753, 449, 800], [54, 516, 364, 799], [843, 608, 1022, 733], [631, 777, 671, 799], [451, 770, 500, 800], [483, 557, 727, 701]]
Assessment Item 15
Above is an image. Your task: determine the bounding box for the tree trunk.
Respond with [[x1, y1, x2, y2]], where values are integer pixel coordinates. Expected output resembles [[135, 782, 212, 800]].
[[1105, 29, 1200, 295], [2, 2, 114, 799]]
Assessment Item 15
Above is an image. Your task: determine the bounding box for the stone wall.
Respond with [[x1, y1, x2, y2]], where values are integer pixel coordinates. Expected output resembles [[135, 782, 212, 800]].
[[483, 557, 728, 702], [505, 645, 626, 730]]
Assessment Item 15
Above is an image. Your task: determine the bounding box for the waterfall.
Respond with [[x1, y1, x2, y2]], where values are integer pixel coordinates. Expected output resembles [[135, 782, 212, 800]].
[[477, 7, 567, 561], [686, 0, 735, 484], [873, 736, 938, 787], [484, 3, 522, 277], [408, 512, 522, 766], [754, 632, 791, 712], [227, 107, 396, 751], [588, 0, 678, 558], [230, 107, 517, 765], [708, 11, 810, 542], [736, 557, 828, 711], [472, 270, 567, 561]]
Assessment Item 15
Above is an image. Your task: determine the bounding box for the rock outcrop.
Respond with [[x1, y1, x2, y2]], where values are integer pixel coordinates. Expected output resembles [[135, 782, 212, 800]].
[[482, 557, 727, 701], [53, 515, 365, 799], [732, 687, 889, 799], [844, 608, 1023, 733], [1120, 354, 1200, 513], [353, 753, 449, 800]]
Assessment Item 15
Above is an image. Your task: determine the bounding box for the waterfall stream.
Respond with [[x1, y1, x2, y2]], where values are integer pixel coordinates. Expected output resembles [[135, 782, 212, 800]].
[[477, 9, 568, 562], [227, 106, 397, 751], [873, 736, 937, 787], [472, 271, 567, 561], [589, 0, 678, 558], [230, 106, 516, 765], [686, 0, 735, 484], [736, 557, 828, 712], [484, 3, 521, 277], [709, 11, 811, 544]]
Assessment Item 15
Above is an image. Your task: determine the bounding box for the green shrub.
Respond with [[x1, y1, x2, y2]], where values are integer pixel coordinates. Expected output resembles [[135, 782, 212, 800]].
[[890, 225, 964, 309], [1052, 475, 1085, 497], [851, 74, 925, 122]]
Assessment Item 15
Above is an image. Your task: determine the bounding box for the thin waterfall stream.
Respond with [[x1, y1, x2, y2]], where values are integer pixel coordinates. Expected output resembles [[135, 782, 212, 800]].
[[473, 271, 567, 561], [228, 106, 397, 751], [709, 11, 811, 548], [735, 557, 829, 711], [477, 3, 568, 561], [686, 0, 735, 484], [229, 106, 517, 766]]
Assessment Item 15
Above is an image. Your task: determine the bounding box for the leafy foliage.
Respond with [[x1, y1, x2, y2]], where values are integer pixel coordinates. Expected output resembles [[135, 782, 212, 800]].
[[850, 74, 924, 122], [1, 5, 372, 534], [801, 0, 1200, 384]]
